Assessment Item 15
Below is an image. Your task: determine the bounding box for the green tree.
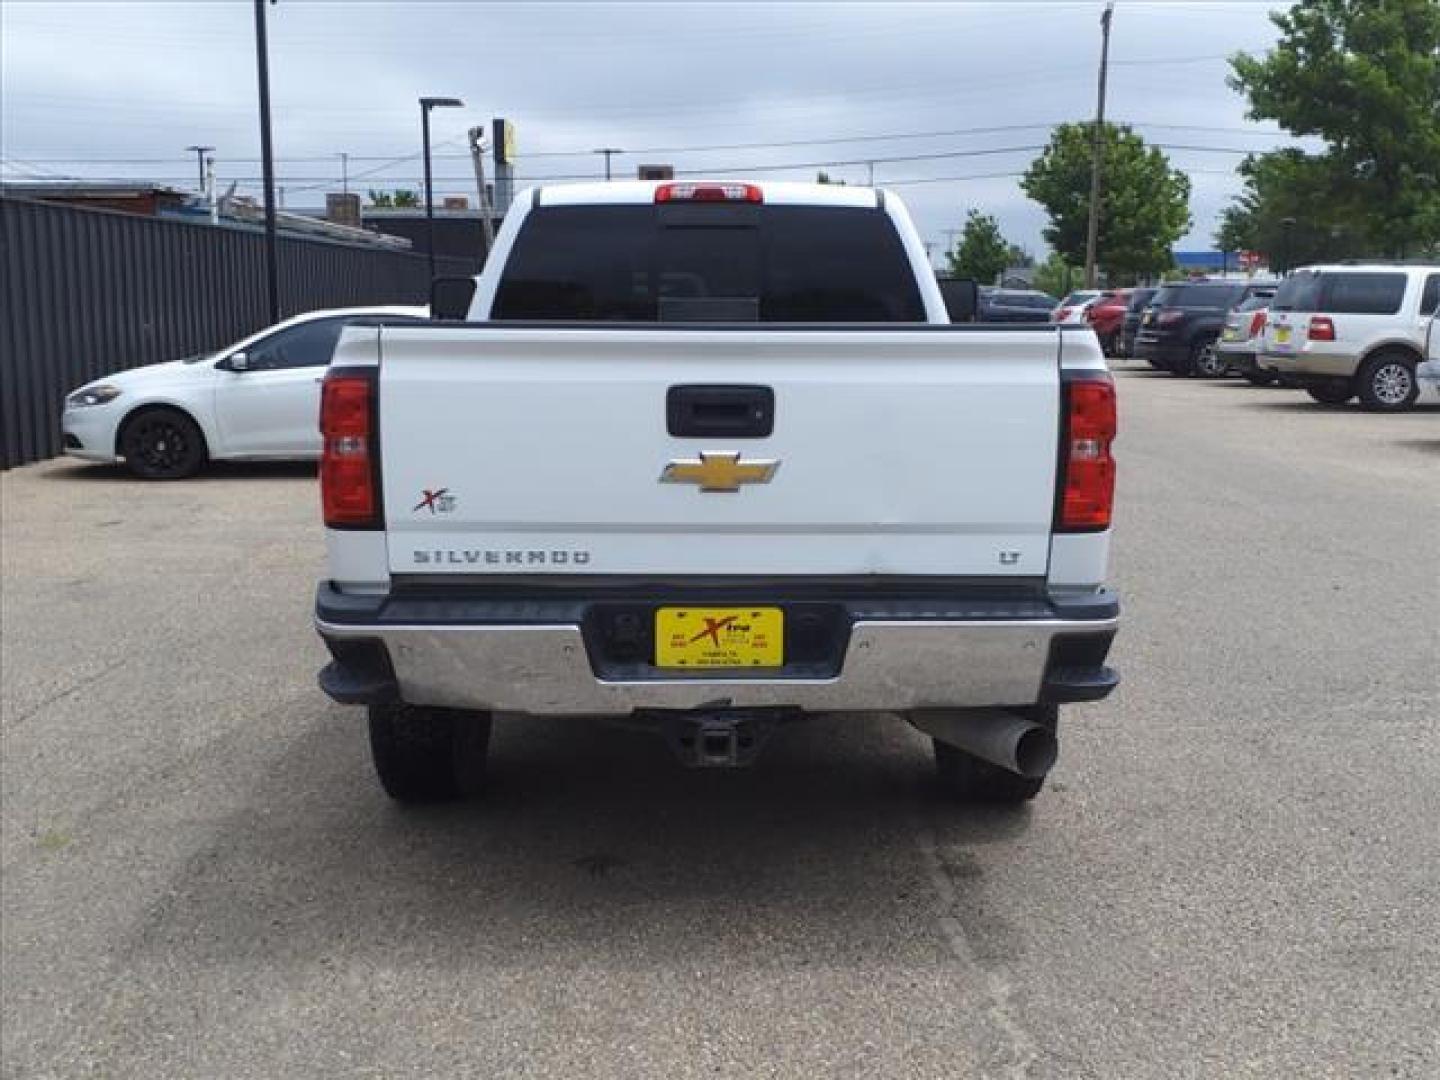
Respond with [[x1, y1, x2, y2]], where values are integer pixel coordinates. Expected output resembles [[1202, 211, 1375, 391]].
[[366, 188, 420, 208], [1229, 0, 1440, 256], [1031, 252, 1075, 299], [945, 210, 1011, 283], [1022, 122, 1191, 284], [1213, 150, 1370, 271]]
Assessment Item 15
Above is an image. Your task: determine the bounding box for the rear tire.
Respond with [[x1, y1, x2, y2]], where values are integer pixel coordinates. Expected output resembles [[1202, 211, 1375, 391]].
[[119, 407, 207, 479], [1306, 383, 1354, 406], [1242, 369, 1277, 386], [932, 706, 1056, 804], [1189, 336, 1226, 378], [1355, 352, 1418, 412], [368, 704, 492, 803]]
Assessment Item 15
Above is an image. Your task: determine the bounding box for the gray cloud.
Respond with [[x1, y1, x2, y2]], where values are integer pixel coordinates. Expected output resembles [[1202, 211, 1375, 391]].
[[2, 1, 1296, 257]]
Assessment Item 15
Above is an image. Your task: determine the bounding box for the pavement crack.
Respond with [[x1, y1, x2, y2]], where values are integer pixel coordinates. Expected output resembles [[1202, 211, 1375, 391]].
[[912, 810, 1039, 1080], [7, 657, 128, 728]]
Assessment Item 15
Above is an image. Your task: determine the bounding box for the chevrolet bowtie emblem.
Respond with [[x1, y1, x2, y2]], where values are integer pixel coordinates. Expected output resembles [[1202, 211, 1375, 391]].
[[660, 452, 780, 493]]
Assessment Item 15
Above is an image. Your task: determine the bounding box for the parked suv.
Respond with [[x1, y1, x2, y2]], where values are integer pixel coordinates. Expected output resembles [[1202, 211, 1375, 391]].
[[1259, 264, 1440, 410], [1116, 288, 1156, 358], [1215, 291, 1277, 384], [1134, 281, 1275, 377]]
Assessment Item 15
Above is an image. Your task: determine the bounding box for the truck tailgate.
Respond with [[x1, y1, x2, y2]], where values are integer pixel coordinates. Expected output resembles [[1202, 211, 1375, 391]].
[[377, 326, 1060, 577]]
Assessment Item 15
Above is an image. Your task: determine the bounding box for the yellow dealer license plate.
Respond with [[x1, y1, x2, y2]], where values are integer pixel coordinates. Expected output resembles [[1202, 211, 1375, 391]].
[[1274, 325, 1292, 344], [655, 607, 784, 669]]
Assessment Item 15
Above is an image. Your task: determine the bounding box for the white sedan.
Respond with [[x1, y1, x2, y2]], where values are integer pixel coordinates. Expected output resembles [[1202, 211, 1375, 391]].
[[1050, 289, 1103, 324], [62, 306, 426, 479]]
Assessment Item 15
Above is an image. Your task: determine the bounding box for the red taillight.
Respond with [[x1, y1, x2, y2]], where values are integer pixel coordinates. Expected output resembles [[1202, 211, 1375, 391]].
[[1308, 316, 1336, 341], [1058, 374, 1117, 533], [1248, 310, 1268, 337], [655, 182, 762, 204], [1082, 306, 1096, 323], [1055, 307, 1072, 322], [320, 371, 378, 528], [1158, 310, 1184, 327]]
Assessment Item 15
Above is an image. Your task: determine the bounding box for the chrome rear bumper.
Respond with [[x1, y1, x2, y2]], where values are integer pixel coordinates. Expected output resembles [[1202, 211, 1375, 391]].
[[316, 608, 1119, 715]]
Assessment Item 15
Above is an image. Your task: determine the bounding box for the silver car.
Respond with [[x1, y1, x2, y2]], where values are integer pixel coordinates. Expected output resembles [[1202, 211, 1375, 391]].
[[1216, 291, 1277, 385]]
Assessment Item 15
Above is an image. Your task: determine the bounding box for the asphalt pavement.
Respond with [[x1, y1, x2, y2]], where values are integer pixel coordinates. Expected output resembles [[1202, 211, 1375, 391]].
[[3, 368, 1437, 1079]]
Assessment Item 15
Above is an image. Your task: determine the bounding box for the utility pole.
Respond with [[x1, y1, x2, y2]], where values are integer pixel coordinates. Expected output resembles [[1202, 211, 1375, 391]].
[[339, 151, 349, 195], [185, 145, 214, 192], [252, 0, 279, 324], [593, 147, 623, 181], [866, 160, 875, 187], [1084, 1, 1115, 290]]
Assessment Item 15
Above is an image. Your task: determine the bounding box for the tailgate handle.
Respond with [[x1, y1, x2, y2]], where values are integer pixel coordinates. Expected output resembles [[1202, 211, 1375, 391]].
[[667, 385, 774, 438]]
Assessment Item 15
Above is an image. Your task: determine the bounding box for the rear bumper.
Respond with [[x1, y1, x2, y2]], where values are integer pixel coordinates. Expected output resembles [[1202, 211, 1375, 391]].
[[1260, 350, 1358, 379], [1133, 338, 1186, 367], [314, 580, 1119, 714]]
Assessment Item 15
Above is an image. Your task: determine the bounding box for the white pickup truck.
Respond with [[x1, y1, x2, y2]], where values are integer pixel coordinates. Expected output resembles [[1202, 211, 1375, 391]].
[[314, 181, 1119, 805]]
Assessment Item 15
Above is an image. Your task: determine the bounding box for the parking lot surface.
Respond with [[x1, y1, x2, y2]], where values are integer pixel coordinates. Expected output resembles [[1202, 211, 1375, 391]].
[[3, 369, 1437, 1079]]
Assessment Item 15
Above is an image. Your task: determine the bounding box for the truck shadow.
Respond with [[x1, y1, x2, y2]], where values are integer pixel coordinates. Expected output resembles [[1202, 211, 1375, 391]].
[[114, 713, 1037, 973]]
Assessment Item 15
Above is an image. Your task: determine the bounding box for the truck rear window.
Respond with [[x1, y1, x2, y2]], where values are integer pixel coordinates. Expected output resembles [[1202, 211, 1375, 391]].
[[492, 204, 926, 322]]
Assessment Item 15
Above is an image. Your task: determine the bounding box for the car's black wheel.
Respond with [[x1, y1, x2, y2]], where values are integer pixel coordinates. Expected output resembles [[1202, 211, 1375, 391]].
[[1242, 369, 1277, 386], [1355, 351, 1419, 412], [932, 706, 1056, 804], [1190, 336, 1226, 378], [368, 704, 492, 803], [118, 407, 207, 479], [1305, 383, 1354, 406]]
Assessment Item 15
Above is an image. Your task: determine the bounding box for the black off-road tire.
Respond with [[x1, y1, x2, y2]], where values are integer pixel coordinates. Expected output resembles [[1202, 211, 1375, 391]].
[[932, 706, 1057, 804], [118, 407, 207, 479], [1306, 383, 1355, 406], [368, 704, 492, 803], [1354, 351, 1419, 412]]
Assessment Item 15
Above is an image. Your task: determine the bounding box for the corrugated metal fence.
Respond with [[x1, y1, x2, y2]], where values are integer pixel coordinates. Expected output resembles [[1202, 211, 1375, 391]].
[[1, 196, 471, 469]]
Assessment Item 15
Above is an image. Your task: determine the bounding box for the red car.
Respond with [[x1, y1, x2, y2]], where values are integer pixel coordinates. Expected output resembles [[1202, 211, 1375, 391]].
[[1083, 289, 1134, 355]]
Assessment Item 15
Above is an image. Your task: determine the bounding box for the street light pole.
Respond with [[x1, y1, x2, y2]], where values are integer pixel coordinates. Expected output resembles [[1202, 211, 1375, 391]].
[[1084, 1, 1115, 290], [593, 148, 623, 181], [252, 0, 279, 324], [420, 97, 465, 282]]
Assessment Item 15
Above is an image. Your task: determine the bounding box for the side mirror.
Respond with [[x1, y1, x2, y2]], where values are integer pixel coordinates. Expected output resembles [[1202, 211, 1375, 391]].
[[431, 276, 478, 321], [225, 351, 250, 372], [937, 278, 980, 323]]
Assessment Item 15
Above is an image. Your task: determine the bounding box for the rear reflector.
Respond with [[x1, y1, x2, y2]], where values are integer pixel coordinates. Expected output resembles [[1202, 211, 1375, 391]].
[[320, 370, 379, 528], [1308, 315, 1336, 341], [655, 182, 763, 204], [1057, 373, 1117, 533]]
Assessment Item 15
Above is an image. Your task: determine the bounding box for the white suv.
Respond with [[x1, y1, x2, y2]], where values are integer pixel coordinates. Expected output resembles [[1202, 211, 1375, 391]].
[[1259, 264, 1440, 411]]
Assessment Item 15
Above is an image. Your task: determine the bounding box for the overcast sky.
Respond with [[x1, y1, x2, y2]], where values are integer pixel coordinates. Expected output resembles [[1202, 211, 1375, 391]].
[[2, 0, 1301, 260]]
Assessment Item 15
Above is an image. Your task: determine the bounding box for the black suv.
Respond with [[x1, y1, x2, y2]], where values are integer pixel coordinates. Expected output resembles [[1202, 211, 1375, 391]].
[[1117, 287, 1156, 357], [1134, 281, 1274, 376]]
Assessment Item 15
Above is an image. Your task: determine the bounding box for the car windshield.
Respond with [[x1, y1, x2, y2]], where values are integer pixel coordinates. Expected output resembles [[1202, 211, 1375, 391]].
[[1060, 290, 1099, 306]]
